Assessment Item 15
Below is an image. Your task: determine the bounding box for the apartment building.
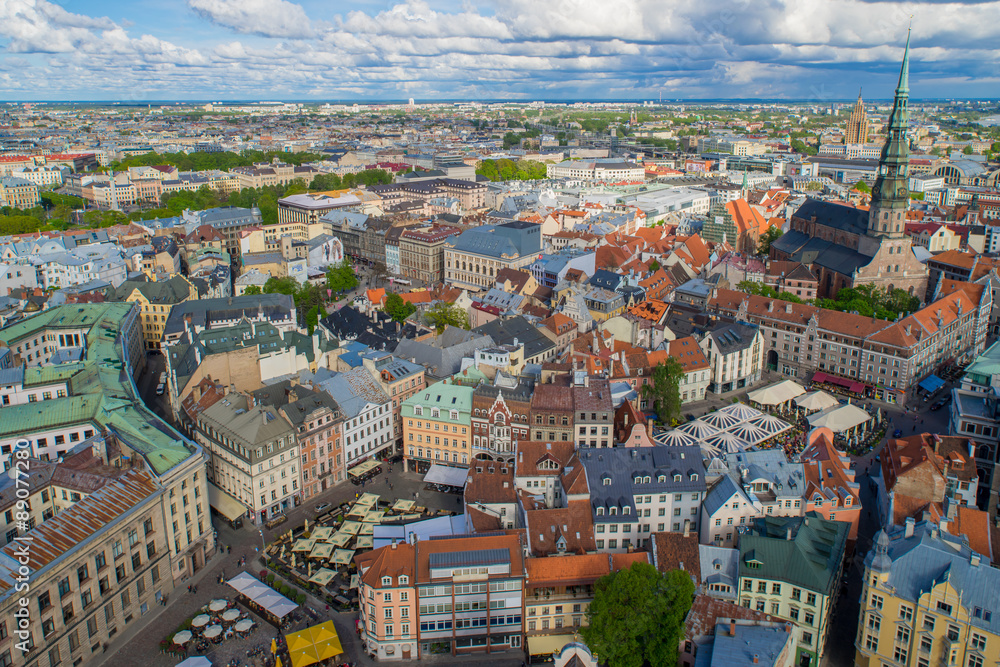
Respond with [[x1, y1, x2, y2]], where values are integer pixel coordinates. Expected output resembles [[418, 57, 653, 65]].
[[738, 513, 849, 667], [444, 221, 542, 291], [580, 446, 707, 552], [572, 375, 614, 449], [362, 352, 426, 455], [667, 336, 712, 404], [471, 375, 533, 464], [274, 384, 345, 498], [701, 450, 807, 548], [399, 225, 462, 284], [33, 244, 128, 290], [856, 520, 1000, 667], [700, 322, 764, 394], [951, 340, 1000, 512], [524, 552, 650, 660], [320, 368, 394, 469], [180, 206, 263, 260], [401, 381, 474, 473], [546, 161, 645, 182], [355, 541, 418, 661], [0, 303, 214, 667], [114, 275, 197, 351], [0, 175, 41, 209], [160, 294, 297, 348], [709, 283, 992, 403], [12, 165, 65, 187], [529, 380, 575, 444], [194, 392, 299, 523]]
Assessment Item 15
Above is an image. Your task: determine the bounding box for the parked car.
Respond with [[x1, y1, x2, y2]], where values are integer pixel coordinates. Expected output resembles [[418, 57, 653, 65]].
[[314, 503, 331, 514], [931, 400, 947, 411], [155, 383, 165, 396], [893, 429, 902, 438], [159, 371, 167, 384]]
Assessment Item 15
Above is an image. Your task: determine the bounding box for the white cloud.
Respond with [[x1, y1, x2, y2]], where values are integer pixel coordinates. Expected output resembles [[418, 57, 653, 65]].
[[188, 0, 315, 38]]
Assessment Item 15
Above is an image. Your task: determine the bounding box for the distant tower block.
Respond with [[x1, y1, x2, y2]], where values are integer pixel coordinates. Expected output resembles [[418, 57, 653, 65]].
[[845, 89, 869, 144]]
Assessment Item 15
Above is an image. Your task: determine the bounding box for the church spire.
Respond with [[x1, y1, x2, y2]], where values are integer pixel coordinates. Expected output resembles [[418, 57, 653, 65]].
[[866, 30, 912, 239], [896, 28, 911, 98]]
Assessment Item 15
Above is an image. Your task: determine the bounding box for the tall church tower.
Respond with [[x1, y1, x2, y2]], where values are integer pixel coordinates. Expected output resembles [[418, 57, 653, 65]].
[[845, 89, 869, 144], [867, 31, 911, 240]]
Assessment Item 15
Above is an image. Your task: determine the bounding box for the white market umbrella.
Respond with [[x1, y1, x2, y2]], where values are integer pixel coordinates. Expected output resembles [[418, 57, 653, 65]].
[[209, 600, 227, 613], [191, 614, 211, 628], [235, 619, 254, 633], [173, 630, 193, 645], [203, 625, 223, 639], [221, 609, 240, 623]]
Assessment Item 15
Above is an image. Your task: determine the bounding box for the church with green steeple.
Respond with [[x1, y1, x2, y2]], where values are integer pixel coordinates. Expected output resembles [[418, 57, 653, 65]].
[[770, 30, 929, 301]]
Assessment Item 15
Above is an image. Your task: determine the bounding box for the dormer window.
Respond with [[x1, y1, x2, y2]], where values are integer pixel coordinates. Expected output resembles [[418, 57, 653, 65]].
[[634, 476, 642, 485], [673, 474, 681, 482], [610, 507, 618, 516], [597, 507, 605, 516], [414, 406, 423, 416], [382, 576, 392, 586], [643, 476, 651, 483], [689, 474, 698, 482], [658, 475, 666, 483], [399, 575, 408, 585], [602, 477, 611, 486], [450, 410, 458, 420], [623, 507, 630, 515]]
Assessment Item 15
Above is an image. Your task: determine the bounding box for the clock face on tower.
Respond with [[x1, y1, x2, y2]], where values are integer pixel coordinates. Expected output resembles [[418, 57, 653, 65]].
[[872, 185, 880, 197]]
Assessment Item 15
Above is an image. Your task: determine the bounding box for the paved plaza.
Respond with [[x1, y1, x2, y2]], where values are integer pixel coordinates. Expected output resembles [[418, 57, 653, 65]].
[[102, 465, 523, 667]]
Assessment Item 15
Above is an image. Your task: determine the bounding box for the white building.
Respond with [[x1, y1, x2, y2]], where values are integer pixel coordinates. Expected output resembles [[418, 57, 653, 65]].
[[12, 165, 65, 187], [320, 368, 394, 467], [546, 160, 646, 182], [699, 322, 765, 394], [32, 244, 128, 289], [0, 260, 38, 293]]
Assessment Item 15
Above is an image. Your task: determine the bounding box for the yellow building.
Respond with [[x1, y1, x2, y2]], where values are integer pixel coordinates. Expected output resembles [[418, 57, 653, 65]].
[[114, 275, 197, 351], [856, 518, 1000, 667], [0, 175, 41, 209], [400, 381, 473, 473]]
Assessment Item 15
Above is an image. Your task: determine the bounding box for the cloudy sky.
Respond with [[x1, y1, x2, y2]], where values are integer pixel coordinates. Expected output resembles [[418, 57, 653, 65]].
[[1, 0, 998, 101]]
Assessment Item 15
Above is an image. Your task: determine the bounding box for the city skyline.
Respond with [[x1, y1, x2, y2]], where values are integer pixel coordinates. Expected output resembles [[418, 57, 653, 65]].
[[1, 0, 999, 101]]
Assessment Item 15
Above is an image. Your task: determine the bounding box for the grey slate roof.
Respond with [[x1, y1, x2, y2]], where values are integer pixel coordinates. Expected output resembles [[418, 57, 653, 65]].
[[472, 316, 554, 361], [393, 327, 493, 378], [579, 446, 706, 523], [792, 198, 869, 237]]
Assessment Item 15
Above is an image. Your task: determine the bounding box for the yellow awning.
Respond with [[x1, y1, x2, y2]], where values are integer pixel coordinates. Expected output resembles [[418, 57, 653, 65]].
[[528, 634, 579, 656], [207, 483, 247, 521], [348, 460, 381, 477], [285, 621, 344, 667]]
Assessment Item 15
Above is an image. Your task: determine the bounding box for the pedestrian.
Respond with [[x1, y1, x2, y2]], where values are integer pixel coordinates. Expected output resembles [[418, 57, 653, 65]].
[[188, 584, 192, 593]]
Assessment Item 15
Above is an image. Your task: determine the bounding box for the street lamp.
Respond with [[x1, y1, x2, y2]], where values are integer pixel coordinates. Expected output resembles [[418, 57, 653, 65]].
[[259, 529, 266, 557]]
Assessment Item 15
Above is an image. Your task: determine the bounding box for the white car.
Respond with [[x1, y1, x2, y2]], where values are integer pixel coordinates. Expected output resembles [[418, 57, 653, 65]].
[[155, 383, 165, 396], [159, 372, 167, 384]]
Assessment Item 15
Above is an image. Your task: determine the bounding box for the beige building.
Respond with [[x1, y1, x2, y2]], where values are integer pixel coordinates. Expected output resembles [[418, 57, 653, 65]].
[[400, 225, 462, 284], [0, 176, 41, 209], [114, 275, 197, 351]]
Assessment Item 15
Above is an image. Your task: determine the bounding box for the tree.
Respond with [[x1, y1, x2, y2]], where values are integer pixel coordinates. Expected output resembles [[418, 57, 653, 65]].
[[243, 285, 262, 295], [306, 305, 320, 335], [326, 259, 358, 293], [962, 145, 974, 155], [757, 226, 783, 256], [263, 276, 299, 296], [581, 563, 694, 667], [383, 293, 416, 323], [853, 180, 871, 193], [642, 357, 685, 425], [424, 302, 469, 333], [648, 259, 661, 272]]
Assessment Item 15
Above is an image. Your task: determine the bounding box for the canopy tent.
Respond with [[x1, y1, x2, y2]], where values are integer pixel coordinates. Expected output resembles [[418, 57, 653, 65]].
[[329, 531, 351, 547], [728, 421, 771, 445], [794, 390, 839, 413], [717, 403, 763, 422], [811, 371, 866, 395], [391, 499, 415, 512], [292, 539, 316, 553], [285, 621, 344, 667], [355, 535, 373, 549], [348, 460, 381, 478], [359, 523, 375, 536], [699, 410, 744, 430], [332, 549, 355, 565], [176, 658, 212, 667], [308, 568, 337, 586], [423, 464, 469, 487], [748, 414, 792, 437], [919, 374, 945, 394], [310, 527, 334, 542], [208, 483, 247, 523], [747, 379, 806, 407], [349, 574, 360, 589], [357, 493, 380, 506], [309, 543, 334, 560], [653, 429, 698, 447], [227, 572, 298, 619], [340, 521, 362, 535], [362, 509, 385, 523], [704, 431, 751, 454], [807, 403, 872, 434], [675, 419, 720, 440], [346, 505, 367, 518]]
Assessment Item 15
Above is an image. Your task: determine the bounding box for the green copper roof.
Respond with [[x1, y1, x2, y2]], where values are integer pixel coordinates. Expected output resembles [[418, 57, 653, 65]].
[[896, 28, 910, 97], [738, 512, 849, 595], [0, 303, 197, 476]]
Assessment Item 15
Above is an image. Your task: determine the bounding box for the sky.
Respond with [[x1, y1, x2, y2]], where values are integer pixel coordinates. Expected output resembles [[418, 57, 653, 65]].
[[0, 0, 998, 102]]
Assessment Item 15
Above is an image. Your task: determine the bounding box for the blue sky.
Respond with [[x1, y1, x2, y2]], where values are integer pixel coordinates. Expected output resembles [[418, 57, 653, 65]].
[[1, 0, 998, 101]]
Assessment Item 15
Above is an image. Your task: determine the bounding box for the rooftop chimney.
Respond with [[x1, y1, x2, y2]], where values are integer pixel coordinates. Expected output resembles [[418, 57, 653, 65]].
[[753, 655, 759, 664], [729, 619, 736, 636], [786, 526, 793, 540], [904, 516, 915, 538], [684, 519, 691, 538]]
